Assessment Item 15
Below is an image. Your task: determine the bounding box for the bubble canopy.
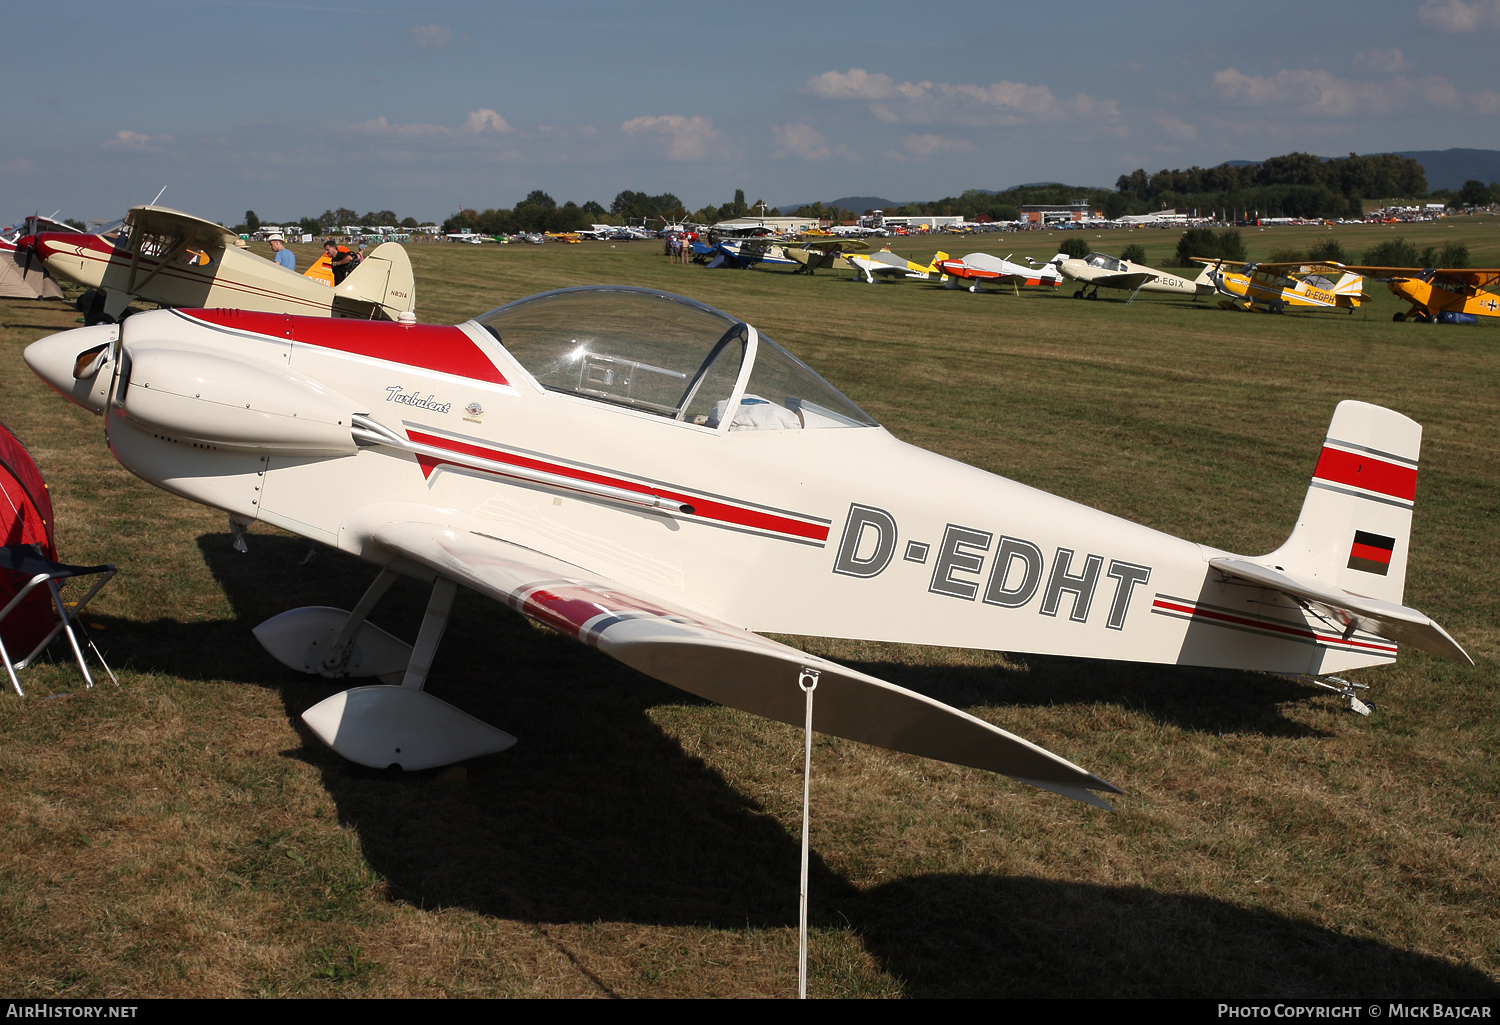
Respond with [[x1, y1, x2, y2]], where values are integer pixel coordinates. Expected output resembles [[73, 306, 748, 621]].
[[473, 286, 877, 431]]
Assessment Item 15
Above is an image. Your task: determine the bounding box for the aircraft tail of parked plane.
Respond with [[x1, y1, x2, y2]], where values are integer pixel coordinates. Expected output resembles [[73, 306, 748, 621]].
[[337, 242, 417, 320]]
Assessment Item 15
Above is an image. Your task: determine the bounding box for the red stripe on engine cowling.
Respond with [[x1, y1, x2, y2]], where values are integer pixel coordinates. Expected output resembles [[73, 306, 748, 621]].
[[409, 430, 829, 542], [182, 309, 509, 385], [1313, 446, 1416, 501]]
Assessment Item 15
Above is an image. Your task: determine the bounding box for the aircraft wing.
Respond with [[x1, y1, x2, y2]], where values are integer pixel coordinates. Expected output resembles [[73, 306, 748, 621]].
[[1088, 271, 1158, 290], [802, 239, 869, 253], [368, 517, 1122, 807], [1208, 557, 1472, 665], [127, 205, 242, 249], [1342, 266, 1500, 290]]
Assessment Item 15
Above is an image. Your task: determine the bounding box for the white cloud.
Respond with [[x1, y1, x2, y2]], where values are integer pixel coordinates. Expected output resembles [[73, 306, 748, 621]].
[[1150, 111, 1199, 141], [1212, 68, 1361, 115], [1352, 47, 1414, 73], [772, 122, 830, 160], [342, 109, 510, 138], [620, 115, 720, 160], [1418, 0, 1500, 30], [806, 68, 895, 100], [463, 109, 510, 133], [408, 24, 453, 50], [902, 133, 974, 157], [806, 68, 1117, 126], [1213, 66, 1499, 116], [103, 130, 173, 152]]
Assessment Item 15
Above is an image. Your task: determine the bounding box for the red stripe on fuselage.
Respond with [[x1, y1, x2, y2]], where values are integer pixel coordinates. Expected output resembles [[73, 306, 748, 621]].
[[1151, 597, 1398, 654], [409, 429, 830, 543], [1313, 446, 1416, 501], [182, 309, 508, 384]]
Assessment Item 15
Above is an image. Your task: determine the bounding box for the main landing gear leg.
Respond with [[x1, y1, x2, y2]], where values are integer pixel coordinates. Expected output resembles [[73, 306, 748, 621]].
[[257, 572, 516, 770]]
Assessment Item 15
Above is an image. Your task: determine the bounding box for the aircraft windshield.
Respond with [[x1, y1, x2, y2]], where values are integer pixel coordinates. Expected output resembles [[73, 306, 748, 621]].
[[474, 286, 876, 430], [1085, 253, 1125, 271]]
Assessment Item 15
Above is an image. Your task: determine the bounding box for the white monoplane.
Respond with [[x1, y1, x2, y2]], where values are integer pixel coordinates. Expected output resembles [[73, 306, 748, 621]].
[[20, 205, 415, 324], [25, 286, 1470, 809], [1049, 251, 1215, 303], [938, 252, 1062, 294]]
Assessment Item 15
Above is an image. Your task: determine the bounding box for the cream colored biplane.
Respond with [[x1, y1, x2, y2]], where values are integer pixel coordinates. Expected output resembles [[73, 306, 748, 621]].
[[22, 205, 415, 324]]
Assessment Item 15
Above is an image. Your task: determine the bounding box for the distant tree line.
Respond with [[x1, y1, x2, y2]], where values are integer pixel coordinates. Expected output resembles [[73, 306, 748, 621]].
[[1112, 152, 1429, 221]]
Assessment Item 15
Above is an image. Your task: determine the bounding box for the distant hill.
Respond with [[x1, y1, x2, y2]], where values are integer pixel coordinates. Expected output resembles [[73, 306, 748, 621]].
[[777, 196, 900, 214], [1385, 149, 1500, 191]]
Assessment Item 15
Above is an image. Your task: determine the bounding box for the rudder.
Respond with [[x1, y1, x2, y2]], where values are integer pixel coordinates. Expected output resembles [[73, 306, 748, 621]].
[[335, 242, 416, 320], [1267, 400, 1420, 605]]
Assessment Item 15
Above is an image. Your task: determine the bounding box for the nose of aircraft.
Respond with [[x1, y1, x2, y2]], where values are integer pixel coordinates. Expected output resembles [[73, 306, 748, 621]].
[[24, 325, 117, 411]]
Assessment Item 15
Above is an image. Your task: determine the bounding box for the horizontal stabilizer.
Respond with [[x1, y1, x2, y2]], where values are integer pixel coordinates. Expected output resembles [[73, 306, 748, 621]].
[[1208, 557, 1472, 665]]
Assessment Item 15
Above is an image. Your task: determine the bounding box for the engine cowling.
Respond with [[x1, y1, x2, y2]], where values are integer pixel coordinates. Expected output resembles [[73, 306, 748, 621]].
[[119, 346, 357, 456]]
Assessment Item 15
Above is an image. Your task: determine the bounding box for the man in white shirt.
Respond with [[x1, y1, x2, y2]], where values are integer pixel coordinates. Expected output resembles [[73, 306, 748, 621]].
[[267, 232, 295, 271]]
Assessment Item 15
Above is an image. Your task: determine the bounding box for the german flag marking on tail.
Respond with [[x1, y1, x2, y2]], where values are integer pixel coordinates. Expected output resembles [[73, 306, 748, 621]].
[[1348, 530, 1396, 575]]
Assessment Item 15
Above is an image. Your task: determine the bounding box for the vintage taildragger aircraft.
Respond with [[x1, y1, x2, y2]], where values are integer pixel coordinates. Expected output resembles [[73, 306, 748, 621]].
[[24, 287, 1470, 809], [1338, 265, 1500, 323], [700, 238, 798, 270], [787, 238, 869, 275], [938, 253, 1062, 294], [1049, 252, 1215, 304], [1194, 259, 1371, 314], [846, 248, 947, 284], [19, 205, 415, 324], [1, 215, 80, 301]]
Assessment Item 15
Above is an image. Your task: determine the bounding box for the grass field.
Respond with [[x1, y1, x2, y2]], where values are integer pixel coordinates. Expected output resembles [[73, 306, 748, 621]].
[[1, 217, 1497, 998]]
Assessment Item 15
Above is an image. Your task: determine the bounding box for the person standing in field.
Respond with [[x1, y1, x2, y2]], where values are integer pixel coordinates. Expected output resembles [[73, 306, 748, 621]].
[[267, 233, 295, 271]]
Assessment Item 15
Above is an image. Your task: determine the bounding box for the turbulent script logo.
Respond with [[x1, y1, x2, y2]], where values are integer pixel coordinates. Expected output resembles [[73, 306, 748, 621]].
[[385, 386, 452, 413]]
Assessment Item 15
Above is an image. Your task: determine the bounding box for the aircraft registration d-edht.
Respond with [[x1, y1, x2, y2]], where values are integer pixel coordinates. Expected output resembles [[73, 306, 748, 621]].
[[24, 286, 1471, 809]]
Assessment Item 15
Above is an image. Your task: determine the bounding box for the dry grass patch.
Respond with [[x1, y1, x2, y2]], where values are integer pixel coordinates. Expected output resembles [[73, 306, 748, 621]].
[[1, 224, 1498, 996]]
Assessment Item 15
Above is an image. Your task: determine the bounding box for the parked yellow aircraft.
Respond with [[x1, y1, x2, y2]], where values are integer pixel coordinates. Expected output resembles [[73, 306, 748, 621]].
[[1193, 258, 1370, 313], [1339, 266, 1500, 323], [24, 205, 414, 323]]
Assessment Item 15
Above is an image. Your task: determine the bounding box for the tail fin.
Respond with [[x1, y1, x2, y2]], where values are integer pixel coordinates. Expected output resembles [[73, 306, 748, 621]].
[[925, 251, 950, 275], [334, 242, 416, 320], [1268, 400, 1420, 606]]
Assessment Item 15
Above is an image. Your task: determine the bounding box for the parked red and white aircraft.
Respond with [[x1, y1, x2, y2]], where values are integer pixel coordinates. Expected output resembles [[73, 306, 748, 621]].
[[938, 252, 1062, 293], [1, 215, 79, 300], [18, 205, 415, 324], [24, 286, 1469, 808]]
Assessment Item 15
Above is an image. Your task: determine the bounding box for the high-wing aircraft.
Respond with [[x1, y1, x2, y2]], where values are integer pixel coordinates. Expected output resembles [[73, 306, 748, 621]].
[[1050, 252, 1215, 303], [1337, 265, 1500, 323], [1, 215, 79, 300], [786, 239, 869, 275], [20, 205, 415, 324], [1194, 259, 1370, 314], [701, 238, 798, 270], [24, 286, 1470, 809], [938, 253, 1062, 294], [446, 231, 487, 244], [846, 248, 947, 284]]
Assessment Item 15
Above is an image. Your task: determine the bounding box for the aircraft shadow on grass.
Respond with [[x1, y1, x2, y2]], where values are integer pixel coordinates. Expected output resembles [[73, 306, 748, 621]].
[[60, 532, 1493, 996]]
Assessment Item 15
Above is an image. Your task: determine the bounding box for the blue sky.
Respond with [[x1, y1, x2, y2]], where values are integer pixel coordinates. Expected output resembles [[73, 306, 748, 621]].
[[4, 0, 1498, 224]]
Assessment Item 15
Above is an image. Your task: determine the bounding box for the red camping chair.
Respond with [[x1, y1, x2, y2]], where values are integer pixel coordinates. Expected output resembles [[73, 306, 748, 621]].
[[0, 421, 116, 696]]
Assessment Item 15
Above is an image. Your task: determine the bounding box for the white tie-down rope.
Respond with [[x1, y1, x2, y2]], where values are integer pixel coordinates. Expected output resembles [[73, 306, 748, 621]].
[[797, 666, 820, 999]]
